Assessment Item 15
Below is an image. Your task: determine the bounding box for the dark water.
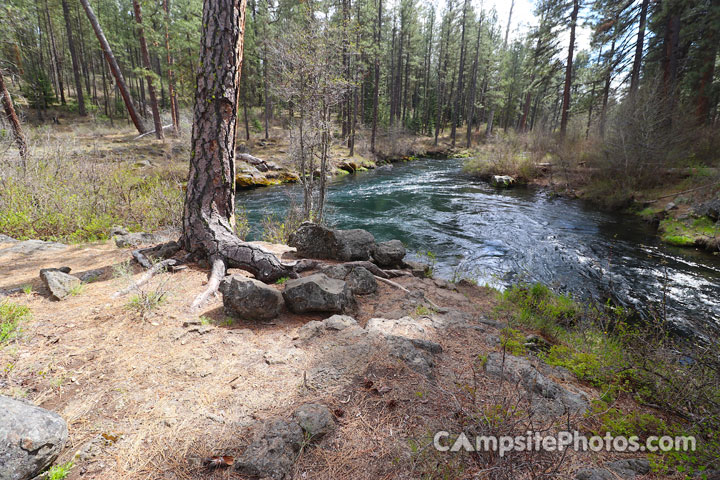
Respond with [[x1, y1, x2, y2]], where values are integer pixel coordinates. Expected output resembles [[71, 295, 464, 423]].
[[237, 158, 720, 335]]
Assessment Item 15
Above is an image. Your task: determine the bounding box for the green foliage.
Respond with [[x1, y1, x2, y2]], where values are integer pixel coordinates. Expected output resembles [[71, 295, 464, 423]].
[[44, 461, 74, 480], [275, 276, 289, 285], [0, 301, 30, 343], [499, 327, 526, 356], [260, 205, 306, 244]]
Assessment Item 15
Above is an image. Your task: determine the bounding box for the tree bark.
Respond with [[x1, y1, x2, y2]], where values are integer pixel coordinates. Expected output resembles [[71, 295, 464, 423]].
[[181, 0, 294, 284], [629, 0, 648, 96], [370, 0, 382, 154], [133, 0, 163, 139], [62, 0, 86, 116], [466, 16, 482, 147], [452, 0, 469, 147], [559, 0, 579, 139], [163, 0, 180, 135], [79, 0, 147, 134], [0, 69, 28, 166]]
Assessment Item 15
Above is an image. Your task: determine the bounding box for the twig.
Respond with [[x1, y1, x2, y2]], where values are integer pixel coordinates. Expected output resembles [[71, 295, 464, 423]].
[[133, 124, 173, 140]]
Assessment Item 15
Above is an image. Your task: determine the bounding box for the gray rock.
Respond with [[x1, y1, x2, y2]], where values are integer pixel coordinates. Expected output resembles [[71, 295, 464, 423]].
[[664, 202, 678, 212], [574, 459, 650, 480], [403, 260, 432, 278], [282, 274, 354, 314], [288, 223, 375, 261], [39, 268, 81, 300], [292, 404, 335, 439], [109, 225, 129, 237], [235, 419, 303, 480], [320, 264, 377, 295], [606, 458, 650, 477], [0, 395, 68, 480], [695, 197, 720, 221], [490, 175, 516, 188], [574, 468, 615, 480], [0, 240, 66, 256], [0, 234, 17, 243], [372, 240, 406, 267], [485, 353, 588, 416], [220, 275, 284, 321], [295, 315, 359, 341], [383, 335, 440, 376], [114, 232, 161, 248]]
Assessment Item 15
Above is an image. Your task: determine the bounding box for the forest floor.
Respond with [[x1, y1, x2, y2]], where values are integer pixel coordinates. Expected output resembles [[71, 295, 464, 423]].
[[0, 234, 683, 480]]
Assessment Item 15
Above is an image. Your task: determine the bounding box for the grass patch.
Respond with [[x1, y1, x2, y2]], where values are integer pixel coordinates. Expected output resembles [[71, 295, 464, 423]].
[[0, 301, 31, 343], [497, 282, 720, 476], [43, 461, 74, 480], [659, 217, 720, 248]]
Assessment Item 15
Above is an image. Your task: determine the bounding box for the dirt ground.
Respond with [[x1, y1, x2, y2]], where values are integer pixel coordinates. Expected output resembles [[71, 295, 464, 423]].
[[0, 237, 670, 479]]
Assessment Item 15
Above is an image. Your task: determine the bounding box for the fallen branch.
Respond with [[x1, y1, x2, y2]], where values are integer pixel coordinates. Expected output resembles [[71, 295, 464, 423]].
[[113, 258, 180, 297], [645, 183, 717, 203], [374, 275, 410, 293], [133, 124, 173, 140]]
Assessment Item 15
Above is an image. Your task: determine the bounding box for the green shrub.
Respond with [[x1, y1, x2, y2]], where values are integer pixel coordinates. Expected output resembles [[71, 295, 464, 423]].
[[0, 301, 31, 343]]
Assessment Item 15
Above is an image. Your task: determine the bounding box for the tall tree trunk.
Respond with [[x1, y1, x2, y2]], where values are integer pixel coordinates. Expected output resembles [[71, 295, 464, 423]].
[[182, 0, 294, 288], [370, 0, 382, 154], [62, 0, 86, 116], [452, 0, 469, 147], [44, 0, 66, 106], [133, 0, 164, 139], [163, 0, 180, 135], [559, 0, 579, 138], [503, 0, 515, 49], [600, 33, 615, 138], [467, 16, 482, 147], [629, 0, 649, 95], [0, 69, 28, 167], [695, 0, 719, 123], [80, 0, 146, 133]]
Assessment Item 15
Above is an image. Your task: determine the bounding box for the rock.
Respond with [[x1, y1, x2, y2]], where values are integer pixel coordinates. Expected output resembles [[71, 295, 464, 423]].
[[235, 419, 303, 480], [403, 260, 432, 278], [320, 264, 377, 295], [574, 459, 650, 480], [109, 225, 129, 237], [490, 175, 516, 188], [0, 234, 17, 243], [0, 240, 66, 255], [288, 223, 375, 261], [79, 268, 106, 283], [114, 232, 161, 248], [0, 395, 68, 480], [695, 197, 720, 221], [664, 202, 678, 212], [39, 268, 81, 300], [264, 347, 305, 365], [485, 353, 588, 416], [220, 275, 284, 321], [292, 404, 335, 439], [282, 274, 354, 314], [366, 316, 432, 341], [295, 315, 359, 341], [524, 334, 551, 352], [372, 240, 406, 268], [383, 334, 441, 376], [606, 458, 650, 477]]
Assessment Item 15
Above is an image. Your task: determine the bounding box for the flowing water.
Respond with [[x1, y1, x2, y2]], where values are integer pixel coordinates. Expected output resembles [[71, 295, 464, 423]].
[[237, 158, 720, 335]]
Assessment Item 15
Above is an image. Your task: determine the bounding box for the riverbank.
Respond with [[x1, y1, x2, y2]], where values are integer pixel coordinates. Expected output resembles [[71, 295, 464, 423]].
[[461, 132, 720, 254], [1, 233, 717, 479]]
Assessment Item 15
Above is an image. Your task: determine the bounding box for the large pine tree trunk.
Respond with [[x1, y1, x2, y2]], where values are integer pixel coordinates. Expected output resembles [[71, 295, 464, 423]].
[[370, 0, 382, 154], [629, 0, 649, 96], [162, 0, 180, 135], [0, 69, 28, 166], [181, 0, 294, 286], [133, 0, 163, 139], [559, 0, 579, 138], [79, 0, 146, 134], [62, 0, 86, 116]]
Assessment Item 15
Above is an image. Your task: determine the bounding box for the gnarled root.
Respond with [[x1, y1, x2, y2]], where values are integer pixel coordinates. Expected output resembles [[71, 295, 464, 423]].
[[190, 257, 226, 310]]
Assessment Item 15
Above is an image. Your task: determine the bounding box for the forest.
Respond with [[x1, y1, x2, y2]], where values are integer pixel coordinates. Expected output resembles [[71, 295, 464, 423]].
[[1, 0, 720, 479]]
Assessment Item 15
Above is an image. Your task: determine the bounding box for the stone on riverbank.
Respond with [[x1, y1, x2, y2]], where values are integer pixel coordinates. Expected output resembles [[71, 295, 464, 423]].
[[288, 223, 375, 261], [220, 275, 284, 321], [0, 395, 68, 480], [282, 274, 354, 313], [372, 239, 406, 268], [320, 264, 377, 295], [490, 175, 516, 188]]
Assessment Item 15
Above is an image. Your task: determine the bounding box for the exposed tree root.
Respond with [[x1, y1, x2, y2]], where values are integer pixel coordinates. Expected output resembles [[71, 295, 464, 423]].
[[190, 257, 226, 310], [374, 275, 410, 292], [113, 258, 181, 298]]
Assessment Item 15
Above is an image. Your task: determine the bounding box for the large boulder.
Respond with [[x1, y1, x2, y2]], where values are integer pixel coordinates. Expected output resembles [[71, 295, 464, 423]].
[[288, 223, 375, 261], [695, 197, 720, 221], [282, 274, 354, 313], [39, 268, 80, 300], [0, 395, 68, 480], [320, 264, 377, 295], [372, 240, 406, 268], [220, 275, 284, 321], [490, 175, 516, 188]]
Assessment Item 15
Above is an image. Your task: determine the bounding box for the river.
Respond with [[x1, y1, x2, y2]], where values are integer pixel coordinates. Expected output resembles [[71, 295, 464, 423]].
[[237, 158, 720, 336]]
